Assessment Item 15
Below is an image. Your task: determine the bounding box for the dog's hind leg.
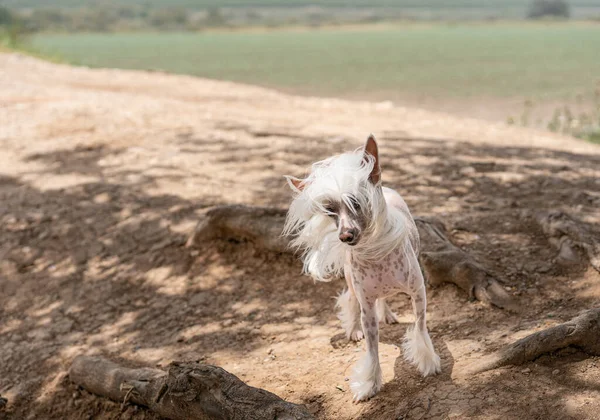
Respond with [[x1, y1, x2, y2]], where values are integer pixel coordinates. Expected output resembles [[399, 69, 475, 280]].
[[376, 298, 399, 325], [337, 266, 363, 341], [402, 265, 441, 376]]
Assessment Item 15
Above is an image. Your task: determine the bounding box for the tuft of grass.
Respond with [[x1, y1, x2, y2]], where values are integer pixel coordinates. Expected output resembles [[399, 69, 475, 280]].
[[544, 90, 600, 143]]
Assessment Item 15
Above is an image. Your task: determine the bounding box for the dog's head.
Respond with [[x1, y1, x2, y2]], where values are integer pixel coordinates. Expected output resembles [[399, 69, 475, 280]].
[[284, 135, 383, 248]]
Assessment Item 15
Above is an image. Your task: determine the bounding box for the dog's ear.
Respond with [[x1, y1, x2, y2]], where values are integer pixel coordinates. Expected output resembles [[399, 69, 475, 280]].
[[363, 134, 381, 185], [285, 176, 308, 192]]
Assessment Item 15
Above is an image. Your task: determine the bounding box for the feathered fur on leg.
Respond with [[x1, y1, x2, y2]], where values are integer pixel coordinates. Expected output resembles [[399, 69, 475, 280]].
[[336, 289, 363, 341], [350, 300, 382, 402], [402, 285, 441, 376]]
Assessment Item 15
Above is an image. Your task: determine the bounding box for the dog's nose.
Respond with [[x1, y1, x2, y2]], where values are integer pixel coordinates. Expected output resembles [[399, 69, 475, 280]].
[[339, 229, 357, 244]]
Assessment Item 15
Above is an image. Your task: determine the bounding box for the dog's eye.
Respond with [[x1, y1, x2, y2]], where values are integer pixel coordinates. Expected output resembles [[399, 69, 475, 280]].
[[323, 203, 337, 215], [349, 197, 361, 211]]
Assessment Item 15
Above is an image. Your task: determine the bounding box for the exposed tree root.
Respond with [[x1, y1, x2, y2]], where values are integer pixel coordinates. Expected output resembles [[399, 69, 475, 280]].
[[536, 210, 600, 272], [188, 205, 517, 310], [415, 217, 517, 311], [465, 308, 600, 374], [186, 205, 289, 253], [69, 356, 313, 420]]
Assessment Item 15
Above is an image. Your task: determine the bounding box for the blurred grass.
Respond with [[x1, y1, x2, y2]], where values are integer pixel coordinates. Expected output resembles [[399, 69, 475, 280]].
[[30, 23, 600, 101], [0, 32, 65, 63]]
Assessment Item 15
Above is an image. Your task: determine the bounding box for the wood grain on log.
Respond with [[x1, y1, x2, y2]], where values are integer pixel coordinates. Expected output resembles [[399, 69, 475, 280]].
[[69, 356, 313, 420]]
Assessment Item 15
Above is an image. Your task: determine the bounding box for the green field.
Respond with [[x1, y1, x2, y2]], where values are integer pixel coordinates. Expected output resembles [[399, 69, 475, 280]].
[[30, 23, 600, 102]]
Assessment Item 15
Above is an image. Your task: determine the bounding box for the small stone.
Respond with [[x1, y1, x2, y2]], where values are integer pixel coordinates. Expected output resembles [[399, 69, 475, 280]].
[[521, 368, 531, 374], [335, 385, 345, 392], [552, 369, 560, 375], [94, 192, 111, 204]]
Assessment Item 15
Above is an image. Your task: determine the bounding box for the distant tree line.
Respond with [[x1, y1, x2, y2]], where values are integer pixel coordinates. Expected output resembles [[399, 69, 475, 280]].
[[527, 0, 570, 19], [0, 0, 575, 38], [0, 5, 230, 33], [0, 5, 369, 34]]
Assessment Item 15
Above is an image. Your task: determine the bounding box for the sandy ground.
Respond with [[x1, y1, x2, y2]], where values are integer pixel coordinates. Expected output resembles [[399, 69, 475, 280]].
[[1, 52, 600, 420]]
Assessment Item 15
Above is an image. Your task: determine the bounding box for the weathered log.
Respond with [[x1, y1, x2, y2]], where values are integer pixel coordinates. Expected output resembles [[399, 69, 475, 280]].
[[464, 308, 600, 374], [536, 210, 600, 272], [187, 205, 516, 310], [69, 356, 313, 420]]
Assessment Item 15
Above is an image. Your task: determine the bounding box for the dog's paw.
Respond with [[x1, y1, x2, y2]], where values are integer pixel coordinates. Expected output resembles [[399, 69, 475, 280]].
[[350, 356, 382, 402], [349, 329, 364, 342], [350, 379, 381, 403]]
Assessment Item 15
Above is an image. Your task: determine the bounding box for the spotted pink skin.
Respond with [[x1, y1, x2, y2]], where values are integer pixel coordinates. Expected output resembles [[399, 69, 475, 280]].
[[347, 187, 426, 330], [349, 244, 427, 327]]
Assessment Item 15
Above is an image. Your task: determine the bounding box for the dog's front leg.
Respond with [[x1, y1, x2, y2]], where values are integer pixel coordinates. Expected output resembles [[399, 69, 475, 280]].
[[336, 265, 363, 341], [350, 295, 382, 402]]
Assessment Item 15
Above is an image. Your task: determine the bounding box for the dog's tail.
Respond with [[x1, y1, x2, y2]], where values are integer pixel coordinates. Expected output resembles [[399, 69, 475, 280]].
[[402, 285, 441, 376]]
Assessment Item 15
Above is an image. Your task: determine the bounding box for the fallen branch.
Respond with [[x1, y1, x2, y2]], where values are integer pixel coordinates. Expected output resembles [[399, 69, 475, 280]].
[[188, 205, 516, 310], [69, 356, 313, 420], [465, 308, 600, 374], [536, 211, 600, 272]]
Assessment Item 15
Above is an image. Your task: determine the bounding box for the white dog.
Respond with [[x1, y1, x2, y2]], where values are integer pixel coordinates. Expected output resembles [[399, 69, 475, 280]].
[[284, 135, 440, 402]]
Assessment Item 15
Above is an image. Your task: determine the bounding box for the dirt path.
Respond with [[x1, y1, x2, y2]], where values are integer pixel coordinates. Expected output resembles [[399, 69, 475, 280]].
[[1, 52, 600, 420]]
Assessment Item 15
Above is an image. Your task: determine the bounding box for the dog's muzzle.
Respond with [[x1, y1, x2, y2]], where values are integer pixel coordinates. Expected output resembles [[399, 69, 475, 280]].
[[339, 229, 359, 246]]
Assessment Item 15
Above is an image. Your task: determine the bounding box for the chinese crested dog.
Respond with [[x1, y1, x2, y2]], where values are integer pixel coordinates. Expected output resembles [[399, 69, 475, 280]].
[[284, 135, 441, 402]]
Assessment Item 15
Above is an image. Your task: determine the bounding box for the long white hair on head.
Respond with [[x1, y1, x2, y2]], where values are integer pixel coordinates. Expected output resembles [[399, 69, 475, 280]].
[[283, 143, 409, 281]]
